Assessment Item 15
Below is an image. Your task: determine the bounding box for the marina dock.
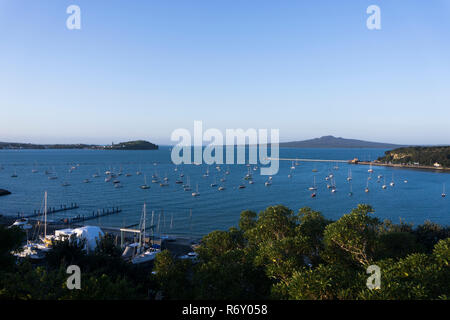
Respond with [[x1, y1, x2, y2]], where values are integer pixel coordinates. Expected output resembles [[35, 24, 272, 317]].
[[23, 203, 80, 218], [60, 207, 122, 224]]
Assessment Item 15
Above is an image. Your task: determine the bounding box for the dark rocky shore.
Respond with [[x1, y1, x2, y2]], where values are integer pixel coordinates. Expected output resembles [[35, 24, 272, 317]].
[[0, 189, 11, 196]]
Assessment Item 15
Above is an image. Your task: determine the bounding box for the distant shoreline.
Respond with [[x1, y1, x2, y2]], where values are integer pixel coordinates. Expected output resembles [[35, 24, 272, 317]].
[[0, 140, 158, 151], [357, 161, 450, 173]]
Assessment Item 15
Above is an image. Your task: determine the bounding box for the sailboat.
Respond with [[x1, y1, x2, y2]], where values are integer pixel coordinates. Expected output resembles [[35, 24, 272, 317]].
[[288, 168, 293, 178], [365, 178, 370, 193], [348, 181, 353, 196], [290, 161, 296, 170], [11, 170, 18, 178], [390, 173, 395, 187], [210, 176, 217, 187], [160, 174, 169, 186], [308, 176, 317, 191], [192, 183, 200, 197], [331, 177, 337, 193], [442, 184, 446, 198], [131, 204, 161, 265], [382, 177, 387, 189], [347, 168, 352, 181], [368, 163, 374, 173], [183, 176, 192, 191], [48, 167, 58, 180], [15, 192, 52, 260], [136, 165, 142, 176], [175, 176, 184, 184], [140, 175, 150, 189]]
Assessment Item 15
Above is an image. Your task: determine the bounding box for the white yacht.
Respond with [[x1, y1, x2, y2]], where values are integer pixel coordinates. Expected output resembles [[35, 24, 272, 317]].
[[192, 184, 200, 197]]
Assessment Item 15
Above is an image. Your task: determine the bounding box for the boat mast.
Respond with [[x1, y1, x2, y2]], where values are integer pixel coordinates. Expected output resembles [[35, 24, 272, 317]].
[[44, 191, 47, 238], [189, 208, 192, 242], [143, 203, 146, 248]]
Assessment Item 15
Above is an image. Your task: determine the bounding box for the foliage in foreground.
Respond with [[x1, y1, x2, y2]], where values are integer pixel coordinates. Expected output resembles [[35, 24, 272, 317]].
[[0, 204, 449, 300]]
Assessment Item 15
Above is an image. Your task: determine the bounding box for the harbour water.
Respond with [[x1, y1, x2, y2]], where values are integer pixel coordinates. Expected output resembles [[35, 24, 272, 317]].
[[0, 147, 449, 236]]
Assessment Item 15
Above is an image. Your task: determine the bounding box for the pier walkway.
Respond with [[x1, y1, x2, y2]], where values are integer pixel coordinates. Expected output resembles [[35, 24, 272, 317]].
[[267, 157, 351, 163], [23, 203, 79, 219]]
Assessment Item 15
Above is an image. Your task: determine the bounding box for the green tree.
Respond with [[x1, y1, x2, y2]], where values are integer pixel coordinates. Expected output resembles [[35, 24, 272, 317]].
[[153, 250, 192, 299], [322, 204, 379, 266], [0, 225, 25, 270]]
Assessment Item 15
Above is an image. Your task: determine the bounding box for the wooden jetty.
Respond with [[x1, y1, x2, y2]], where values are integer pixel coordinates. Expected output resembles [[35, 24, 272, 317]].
[[24, 203, 79, 218], [60, 207, 122, 224]]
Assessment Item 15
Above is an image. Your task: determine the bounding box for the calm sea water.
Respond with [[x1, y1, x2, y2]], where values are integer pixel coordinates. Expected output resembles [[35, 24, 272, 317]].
[[0, 147, 449, 236]]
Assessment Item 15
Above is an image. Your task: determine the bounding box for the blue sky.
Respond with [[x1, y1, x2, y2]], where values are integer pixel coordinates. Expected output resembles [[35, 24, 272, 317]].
[[0, 0, 449, 145]]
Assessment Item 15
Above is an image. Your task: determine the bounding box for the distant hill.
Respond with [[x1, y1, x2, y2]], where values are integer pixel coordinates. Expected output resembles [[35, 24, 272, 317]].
[[106, 140, 158, 150], [279, 136, 406, 149], [0, 140, 158, 150]]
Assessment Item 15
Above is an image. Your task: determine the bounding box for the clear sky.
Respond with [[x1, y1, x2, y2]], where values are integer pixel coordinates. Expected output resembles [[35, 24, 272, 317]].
[[0, 0, 449, 145]]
